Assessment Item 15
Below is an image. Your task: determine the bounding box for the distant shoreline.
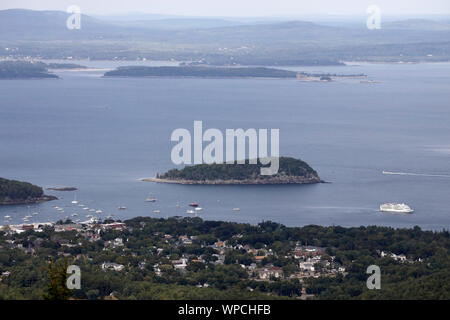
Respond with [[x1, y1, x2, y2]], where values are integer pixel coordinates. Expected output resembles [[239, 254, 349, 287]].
[[0, 195, 57, 205], [343, 60, 450, 65]]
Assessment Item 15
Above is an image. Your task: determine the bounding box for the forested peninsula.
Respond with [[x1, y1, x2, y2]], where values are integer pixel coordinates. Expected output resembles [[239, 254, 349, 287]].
[[0, 178, 56, 205], [0, 61, 58, 79]]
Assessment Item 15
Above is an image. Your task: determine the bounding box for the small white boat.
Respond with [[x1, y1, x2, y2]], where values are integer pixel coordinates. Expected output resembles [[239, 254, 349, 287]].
[[83, 207, 89, 210], [78, 204, 85, 207], [186, 210, 195, 214], [153, 210, 161, 214], [4, 215, 11, 219], [194, 207, 203, 212], [118, 206, 127, 210], [95, 210, 103, 214], [71, 194, 79, 205], [89, 209, 96, 212], [71, 213, 78, 217], [32, 212, 39, 215], [146, 198, 157, 202], [232, 208, 240, 211]]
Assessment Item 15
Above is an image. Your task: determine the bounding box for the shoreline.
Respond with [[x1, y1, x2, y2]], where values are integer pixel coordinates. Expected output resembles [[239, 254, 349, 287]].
[[142, 177, 323, 185], [0, 195, 58, 206]]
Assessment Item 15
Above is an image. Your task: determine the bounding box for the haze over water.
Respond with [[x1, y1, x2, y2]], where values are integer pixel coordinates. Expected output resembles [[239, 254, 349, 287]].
[[1, 61, 449, 230]]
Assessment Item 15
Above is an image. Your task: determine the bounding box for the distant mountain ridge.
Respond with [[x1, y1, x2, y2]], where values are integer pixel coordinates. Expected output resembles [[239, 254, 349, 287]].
[[2, 9, 450, 41], [1, 9, 450, 64]]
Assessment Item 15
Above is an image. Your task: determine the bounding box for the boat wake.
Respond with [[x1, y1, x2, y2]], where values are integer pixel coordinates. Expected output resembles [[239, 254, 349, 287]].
[[382, 171, 450, 178], [304, 206, 376, 212]]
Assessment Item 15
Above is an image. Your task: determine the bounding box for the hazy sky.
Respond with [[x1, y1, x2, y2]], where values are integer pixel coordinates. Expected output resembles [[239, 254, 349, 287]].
[[1, 0, 450, 16]]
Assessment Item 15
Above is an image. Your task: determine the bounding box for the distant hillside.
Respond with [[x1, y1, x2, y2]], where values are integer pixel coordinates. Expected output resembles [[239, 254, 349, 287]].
[[1, 9, 450, 64], [384, 19, 450, 31], [146, 157, 322, 185], [0, 177, 56, 205], [0, 9, 114, 41], [105, 18, 244, 30]]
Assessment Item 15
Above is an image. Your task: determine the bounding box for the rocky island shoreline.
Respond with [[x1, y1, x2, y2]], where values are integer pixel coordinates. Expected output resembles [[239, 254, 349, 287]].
[[143, 175, 322, 185], [0, 195, 57, 205]]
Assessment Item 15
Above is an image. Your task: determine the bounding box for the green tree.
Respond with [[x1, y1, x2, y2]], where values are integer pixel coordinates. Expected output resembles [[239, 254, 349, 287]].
[[42, 258, 73, 300]]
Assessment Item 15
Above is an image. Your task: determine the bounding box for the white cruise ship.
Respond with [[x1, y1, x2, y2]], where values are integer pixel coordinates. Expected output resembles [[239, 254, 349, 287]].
[[380, 203, 414, 213]]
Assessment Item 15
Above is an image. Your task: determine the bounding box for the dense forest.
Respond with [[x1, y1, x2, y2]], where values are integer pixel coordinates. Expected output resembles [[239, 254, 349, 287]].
[[156, 157, 321, 183], [0, 61, 58, 79], [0, 217, 449, 300], [0, 178, 44, 203], [104, 66, 298, 78]]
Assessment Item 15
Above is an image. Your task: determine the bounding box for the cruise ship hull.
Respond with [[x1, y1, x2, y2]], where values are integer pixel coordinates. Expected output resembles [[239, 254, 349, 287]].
[[380, 208, 414, 213]]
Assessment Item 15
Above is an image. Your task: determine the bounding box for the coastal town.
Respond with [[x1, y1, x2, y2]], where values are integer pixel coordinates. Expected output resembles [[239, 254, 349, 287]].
[[0, 218, 347, 292], [0, 215, 446, 300]]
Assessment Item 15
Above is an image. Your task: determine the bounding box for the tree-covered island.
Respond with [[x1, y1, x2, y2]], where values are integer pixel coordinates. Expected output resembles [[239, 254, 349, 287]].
[[0, 61, 59, 79], [104, 66, 366, 80], [0, 178, 57, 205], [144, 157, 322, 185], [104, 66, 298, 78]]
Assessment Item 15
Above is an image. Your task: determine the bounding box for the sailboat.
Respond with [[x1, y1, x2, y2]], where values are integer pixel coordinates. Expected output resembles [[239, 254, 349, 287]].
[[71, 193, 79, 205]]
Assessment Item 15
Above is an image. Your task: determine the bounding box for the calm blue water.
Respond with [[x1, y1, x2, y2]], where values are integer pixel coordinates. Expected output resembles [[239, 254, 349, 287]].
[[1, 61, 449, 230]]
